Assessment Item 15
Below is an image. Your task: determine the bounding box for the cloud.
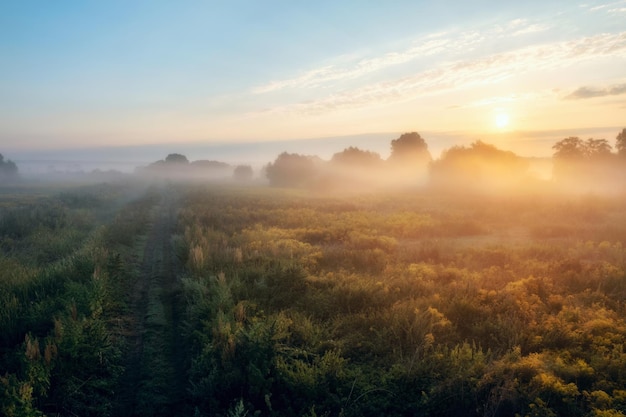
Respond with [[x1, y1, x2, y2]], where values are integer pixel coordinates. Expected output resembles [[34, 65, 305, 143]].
[[252, 19, 548, 94], [585, 0, 626, 12], [452, 92, 547, 109], [264, 31, 626, 116], [565, 83, 626, 99], [252, 35, 457, 94]]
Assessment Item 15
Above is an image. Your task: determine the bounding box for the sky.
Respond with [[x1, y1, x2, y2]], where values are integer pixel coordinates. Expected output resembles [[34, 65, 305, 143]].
[[1, 0, 625, 160]]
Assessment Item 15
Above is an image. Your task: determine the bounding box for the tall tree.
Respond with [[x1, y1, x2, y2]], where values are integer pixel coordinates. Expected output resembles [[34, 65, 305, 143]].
[[388, 132, 432, 164]]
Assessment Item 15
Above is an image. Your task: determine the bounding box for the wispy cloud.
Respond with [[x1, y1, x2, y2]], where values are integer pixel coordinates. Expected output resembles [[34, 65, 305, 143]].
[[452, 92, 547, 109], [584, 0, 626, 12], [253, 19, 548, 94], [259, 31, 626, 116], [565, 83, 626, 99], [252, 35, 457, 94]]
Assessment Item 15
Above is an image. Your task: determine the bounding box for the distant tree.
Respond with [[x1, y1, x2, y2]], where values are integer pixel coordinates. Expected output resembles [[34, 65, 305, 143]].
[[0, 153, 18, 177], [552, 137, 612, 160], [584, 138, 612, 159], [616, 128, 626, 157], [552, 137, 586, 160], [265, 152, 318, 187], [430, 141, 528, 190], [331, 147, 383, 167], [165, 153, 189, 164], [388, 132, 432, 164], [233, 165, 253, 181], [552, 136, 618, 186]]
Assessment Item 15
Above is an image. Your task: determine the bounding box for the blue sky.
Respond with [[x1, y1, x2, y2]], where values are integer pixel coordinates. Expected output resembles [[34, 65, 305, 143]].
[[1, 1, 625, 156]]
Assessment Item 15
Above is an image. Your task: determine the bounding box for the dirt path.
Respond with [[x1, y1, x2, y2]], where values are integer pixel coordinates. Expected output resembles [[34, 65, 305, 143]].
[[113, 188, 187, 417]]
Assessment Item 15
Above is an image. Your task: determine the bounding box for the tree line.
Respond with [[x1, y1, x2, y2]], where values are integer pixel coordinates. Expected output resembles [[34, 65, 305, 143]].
[[263, 128, 626, 192]]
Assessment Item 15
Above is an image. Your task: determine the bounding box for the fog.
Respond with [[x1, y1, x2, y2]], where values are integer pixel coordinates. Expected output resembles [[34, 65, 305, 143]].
[[2, 129, 625, 197]]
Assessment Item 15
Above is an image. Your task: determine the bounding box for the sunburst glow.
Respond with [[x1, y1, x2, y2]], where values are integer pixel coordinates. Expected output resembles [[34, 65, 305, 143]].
[[495, 113, 510, 129]]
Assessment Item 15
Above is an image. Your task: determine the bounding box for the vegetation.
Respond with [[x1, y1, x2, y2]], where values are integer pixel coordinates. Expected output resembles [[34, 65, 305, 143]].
[[265, 152, 319, 187], [233, 165, 254, 182], [0, 183, 158, 417], [0, 154, 18, 180], [176, 186, 626, 417], [2, 128, 626, 416]]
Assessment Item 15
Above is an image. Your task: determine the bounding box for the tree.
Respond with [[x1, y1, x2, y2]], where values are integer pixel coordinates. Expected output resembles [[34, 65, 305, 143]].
[[552, 136, 618, 186], [552, 137, 612, 160], [552, 137, 586, 160], [616, 128, 626, 157], [265, 153, 318, 187], [388, 132, 432, 164], [430, 141, 528, 190], [330, 147, 383, 167], [233, 165, 253, 181], [584, 138, 612, 159], [0, 153, 18, 178], [165, 153, 189, 164]]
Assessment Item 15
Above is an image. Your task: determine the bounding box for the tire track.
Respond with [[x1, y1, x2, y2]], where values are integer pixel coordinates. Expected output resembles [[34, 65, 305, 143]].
[[113, 188, 187, 417]]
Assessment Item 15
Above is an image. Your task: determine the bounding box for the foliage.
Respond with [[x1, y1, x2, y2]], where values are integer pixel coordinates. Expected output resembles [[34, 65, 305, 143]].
[[5, 178, 626, 416], [331, 147, 383, 168], [234, 165, 254, 181], [430, 140, 529, 191], [388, 132, 431, 164], [176, 186, 626, 416], [551, 136, 624, 189], [265, 152, 319, 187], [165, 153, 190, 164], [0, 184, 157, 417], [0, 154, 18, 178]]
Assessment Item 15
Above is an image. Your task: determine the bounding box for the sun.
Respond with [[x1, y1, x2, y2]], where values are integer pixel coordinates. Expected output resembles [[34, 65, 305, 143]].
[[495, 112, 510, 129]]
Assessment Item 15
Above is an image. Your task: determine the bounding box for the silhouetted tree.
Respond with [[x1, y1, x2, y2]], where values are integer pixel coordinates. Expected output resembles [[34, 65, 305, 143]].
[[165, 153, 189, 164], [388, 132, 432, 164], [386, 132, 432, 185], [430, 141, 528, 190], [552, 136, 619, 188], [552, 137, 586, 160], [0, 153, 18, 178], [233, 165, 253, 181], [616, 128, 626, 157], [265, 152, 317, 187], [584, 138, 612, 159], [331, 147, 383, 167], [553, 137, 613, 161]]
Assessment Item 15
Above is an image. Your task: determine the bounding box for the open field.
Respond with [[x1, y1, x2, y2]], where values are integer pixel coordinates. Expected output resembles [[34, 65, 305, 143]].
[[2, 181, 626, 417]]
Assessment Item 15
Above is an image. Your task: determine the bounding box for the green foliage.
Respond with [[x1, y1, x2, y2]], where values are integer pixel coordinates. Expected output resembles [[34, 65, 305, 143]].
[[6, 181, 626, 416], [0, 184, 157, 417], [177, 186, 626, 416]]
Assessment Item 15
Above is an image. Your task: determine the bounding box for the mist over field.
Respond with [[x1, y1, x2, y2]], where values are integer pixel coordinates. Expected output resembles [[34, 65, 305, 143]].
[[6, 126, 622, 176], [3, 1, 626, 416]]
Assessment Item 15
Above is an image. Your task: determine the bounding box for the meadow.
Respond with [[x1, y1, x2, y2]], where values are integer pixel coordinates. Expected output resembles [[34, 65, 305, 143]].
[[2, 179, 626, 417]]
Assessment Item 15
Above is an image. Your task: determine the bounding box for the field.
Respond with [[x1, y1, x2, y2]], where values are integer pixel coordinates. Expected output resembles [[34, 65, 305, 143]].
[[2, 181, 626, 417]]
